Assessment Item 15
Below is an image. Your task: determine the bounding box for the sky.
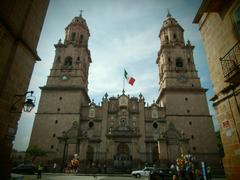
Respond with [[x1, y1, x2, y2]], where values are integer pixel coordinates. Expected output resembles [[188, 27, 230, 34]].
[[13, 0, 220, 151]]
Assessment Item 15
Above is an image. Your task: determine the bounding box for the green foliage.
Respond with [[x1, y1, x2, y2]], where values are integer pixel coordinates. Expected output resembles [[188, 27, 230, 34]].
[[215, 131, 224, 157], [26, 145, 47, 163]]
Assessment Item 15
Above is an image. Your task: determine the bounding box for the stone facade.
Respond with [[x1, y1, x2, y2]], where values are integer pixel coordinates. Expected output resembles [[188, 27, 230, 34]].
[[0, 0, 49, 179], [193, 0, 240, 179], [30, 13, 219, 172]]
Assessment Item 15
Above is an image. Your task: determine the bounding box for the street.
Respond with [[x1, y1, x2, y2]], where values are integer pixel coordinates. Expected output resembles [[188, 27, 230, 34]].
[[23, 174, 148, 180], [18, 174, 225, 180]]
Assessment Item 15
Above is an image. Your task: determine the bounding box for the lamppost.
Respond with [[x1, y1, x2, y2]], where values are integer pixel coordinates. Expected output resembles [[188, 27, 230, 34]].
[[10, 91, 36, 113], [58, 131, 69, 172]]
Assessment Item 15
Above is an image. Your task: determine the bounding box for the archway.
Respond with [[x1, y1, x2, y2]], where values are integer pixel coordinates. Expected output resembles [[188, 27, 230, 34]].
[[166, 129, 181, 164], [113, 143, 132, 171], [86, 145, 94, 166]]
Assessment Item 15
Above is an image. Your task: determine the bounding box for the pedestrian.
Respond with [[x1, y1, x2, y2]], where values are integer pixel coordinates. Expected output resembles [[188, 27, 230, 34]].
[[53, 162, 57, 173], [103, 164, 107, 174], [195, 169, 203, 180], [37, 164, 43, 179], [170, 164, 178, 180], [207, 166, 211, 180]]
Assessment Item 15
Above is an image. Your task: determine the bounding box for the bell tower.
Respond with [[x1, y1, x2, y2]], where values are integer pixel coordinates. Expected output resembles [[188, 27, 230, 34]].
[[30, 14, 91, 155], [157, 11, 200, 93], [156, 11, 218, 162], [48, 14, 91, 93]]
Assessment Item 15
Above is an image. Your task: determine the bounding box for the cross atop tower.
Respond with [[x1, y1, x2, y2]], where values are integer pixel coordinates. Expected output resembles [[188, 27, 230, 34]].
[[167, 8, 171, 18], [79, 9, 84, 17]]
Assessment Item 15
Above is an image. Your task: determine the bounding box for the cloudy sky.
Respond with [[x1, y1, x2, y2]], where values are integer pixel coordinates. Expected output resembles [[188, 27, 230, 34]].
[[13, 0, 219, 151]]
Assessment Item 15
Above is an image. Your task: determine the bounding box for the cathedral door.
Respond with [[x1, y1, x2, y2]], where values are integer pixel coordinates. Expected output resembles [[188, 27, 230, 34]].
[[167, 139, 180, 164], [165, 125, 181, 164], [86, 145, 94, 166], [114, 143, 132, 171], [152, 146, 159, 164]]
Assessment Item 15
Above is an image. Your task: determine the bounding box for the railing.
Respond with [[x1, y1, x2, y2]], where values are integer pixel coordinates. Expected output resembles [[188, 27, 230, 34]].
[[220, 41, 240, 83]]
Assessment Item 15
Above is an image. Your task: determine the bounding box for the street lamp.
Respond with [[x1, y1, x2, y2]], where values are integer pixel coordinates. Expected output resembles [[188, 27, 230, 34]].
[[58, 131, 69, 172], [10, 91, 36, 113]]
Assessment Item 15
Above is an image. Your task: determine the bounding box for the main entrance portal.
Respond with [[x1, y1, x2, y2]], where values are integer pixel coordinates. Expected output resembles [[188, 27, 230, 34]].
[[113, 143, 132, 171]]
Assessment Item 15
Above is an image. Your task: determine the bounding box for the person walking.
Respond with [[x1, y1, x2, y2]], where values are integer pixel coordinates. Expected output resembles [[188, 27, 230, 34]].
[[53, 162, 57, 173], [207, 166, 211, 180], [37, 164, 43, 179]]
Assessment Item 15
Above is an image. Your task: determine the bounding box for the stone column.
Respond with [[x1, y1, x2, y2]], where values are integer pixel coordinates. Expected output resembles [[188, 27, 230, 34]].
[[158, 138, 168, 167]]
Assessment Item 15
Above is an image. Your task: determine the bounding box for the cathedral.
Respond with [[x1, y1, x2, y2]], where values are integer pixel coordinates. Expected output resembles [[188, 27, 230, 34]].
[[29, 12, 219, 172]]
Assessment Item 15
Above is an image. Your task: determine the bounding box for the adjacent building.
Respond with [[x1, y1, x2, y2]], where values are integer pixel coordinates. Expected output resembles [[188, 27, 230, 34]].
[[0, 0, 49, 179], [193, 0, 240, 179], [30, 12, 219, 172]]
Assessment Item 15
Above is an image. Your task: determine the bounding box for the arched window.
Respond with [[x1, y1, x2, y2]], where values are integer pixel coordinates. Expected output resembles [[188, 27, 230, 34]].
[[173, 33, 177, 39], [71, 32, 76, 41], [165, 35, 169, 42], [88, 121, 94, 128], [64, 56, 73, 66], [80, 35, 83, 44], [176, 58, 183, 67]]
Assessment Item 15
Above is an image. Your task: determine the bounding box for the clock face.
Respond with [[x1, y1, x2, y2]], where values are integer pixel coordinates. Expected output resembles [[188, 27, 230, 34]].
[[177, 75, 187, 83], [61, 75, 68, 80]]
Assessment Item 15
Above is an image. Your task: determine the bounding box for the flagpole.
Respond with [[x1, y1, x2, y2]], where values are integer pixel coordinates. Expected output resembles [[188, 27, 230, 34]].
[[123, 68, 125, 91]]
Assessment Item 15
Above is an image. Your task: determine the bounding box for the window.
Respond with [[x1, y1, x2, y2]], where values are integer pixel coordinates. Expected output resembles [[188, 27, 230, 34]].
[[50, 145, 54, 149], [80, 35, 83, 44], [71, 32, 76, 41], [176, 58, 183, 67], [193, 146, 196, 151], [187, 109, 190, 113], [59, 97, 62, 100], [153, 122, 158, 129], [57, 56, 61, 63], [185, 97, 188, 101], [173, 33, 177, 39], [64, 56, 73, 67], [53, 133, 56, 137], [168, 58, 171, 63], [189, 121, 192, 125], [191, 135, 194, 139], [231, 4, 240, 39], [188, 58, 191, 63], [165, 35, 169, 42], [88, 121, 94, 128], [55, 120, 58, 124], [57, 108, 60, 112]]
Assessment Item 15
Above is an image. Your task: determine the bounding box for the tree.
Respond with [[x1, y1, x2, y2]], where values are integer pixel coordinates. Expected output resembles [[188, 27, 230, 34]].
[[26, 145, 47, 163]]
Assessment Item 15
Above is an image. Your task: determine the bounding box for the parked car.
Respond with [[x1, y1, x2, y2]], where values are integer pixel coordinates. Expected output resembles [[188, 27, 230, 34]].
[[131, 167, 154, 178], [12, 164, 36, 174]]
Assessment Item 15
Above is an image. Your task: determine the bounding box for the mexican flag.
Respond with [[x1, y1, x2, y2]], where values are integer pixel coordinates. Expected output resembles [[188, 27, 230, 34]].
[[124, 69, 135, 86]]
